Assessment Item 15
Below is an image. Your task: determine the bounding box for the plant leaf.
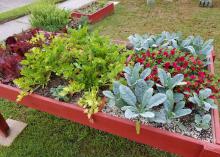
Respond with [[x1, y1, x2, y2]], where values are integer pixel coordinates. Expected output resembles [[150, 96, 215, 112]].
[[119, 85, 137, 106]]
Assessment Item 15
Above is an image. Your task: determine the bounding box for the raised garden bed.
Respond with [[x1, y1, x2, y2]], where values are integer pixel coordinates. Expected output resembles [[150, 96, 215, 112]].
[[0, 29, 219, 156], [0, 58, 219, 156], [71, 1, 114, 24]]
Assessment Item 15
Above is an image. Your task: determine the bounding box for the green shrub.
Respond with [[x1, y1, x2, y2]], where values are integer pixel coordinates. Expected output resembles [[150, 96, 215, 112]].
[[30, 2, 70, 32]]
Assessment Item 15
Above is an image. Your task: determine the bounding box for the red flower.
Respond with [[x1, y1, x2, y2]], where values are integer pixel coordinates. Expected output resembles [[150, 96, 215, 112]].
[[194, 82, 199, 87], [190, 56, 195, 62], [184, 87, 191, 92], [157, 59, 162, 64], [172, 62, 178, 68], [178, 56, 185, 62], [184, 74, 188, 78], [190, 75, 196, 80], [164, 62, 171, 69], [198, 72, 206, 79], [145, 63, 151, 68], [146, 51, 151, 57], [136, 58, 144, 64], [197, 60, 203, 65], [183, 61, 189, 68], [190, 66, 196, 71], [170, 49, 175, 55], [163, 51, 169, 57], [175, 66, 181, 72]]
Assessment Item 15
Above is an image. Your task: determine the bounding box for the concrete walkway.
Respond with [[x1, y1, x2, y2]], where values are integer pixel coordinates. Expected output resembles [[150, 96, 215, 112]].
[[0, 0, 94, 41], [0, 0, 34, 13]]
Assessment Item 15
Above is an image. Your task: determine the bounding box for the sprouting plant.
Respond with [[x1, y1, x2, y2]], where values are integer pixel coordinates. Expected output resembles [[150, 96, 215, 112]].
[[152, 90, 191, 124], [50, 85, 70, 102], [103, 79, 167, 134], [124, 62, 153, 87], [156, 68, 186, 92], [194, 114, 211, 131], [59, 81, 85, 98], [188, 88, 217, 112], [78, 88, 101, 119]]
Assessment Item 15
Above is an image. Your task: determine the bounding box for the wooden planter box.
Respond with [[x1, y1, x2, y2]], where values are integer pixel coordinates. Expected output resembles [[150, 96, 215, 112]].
[[0, 53, 219, 156], [71, 2, 114, 24]]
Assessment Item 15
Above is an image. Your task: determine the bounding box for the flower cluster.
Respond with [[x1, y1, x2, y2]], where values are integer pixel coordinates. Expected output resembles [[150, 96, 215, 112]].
[[129, 48, 220, 98]]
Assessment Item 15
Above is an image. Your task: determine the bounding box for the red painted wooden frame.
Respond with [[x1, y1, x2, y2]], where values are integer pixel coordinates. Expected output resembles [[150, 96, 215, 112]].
[[0, 52, 219, 156], [71, 2, 114, 24]]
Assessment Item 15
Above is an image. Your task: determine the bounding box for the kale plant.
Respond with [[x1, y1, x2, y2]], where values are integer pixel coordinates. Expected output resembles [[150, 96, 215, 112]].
[[194, 114, 211, 131], [156, 68, 186, 92], [128, 32, 213, 57], [188, 88, 217, 112], [152, 90, 192, 124]]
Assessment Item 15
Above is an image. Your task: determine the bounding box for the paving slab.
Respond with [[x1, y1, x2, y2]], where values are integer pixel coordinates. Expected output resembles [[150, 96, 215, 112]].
[[0, 0, 34, 13], [0, 17, 31, 41], [0, 119, 27, 147]]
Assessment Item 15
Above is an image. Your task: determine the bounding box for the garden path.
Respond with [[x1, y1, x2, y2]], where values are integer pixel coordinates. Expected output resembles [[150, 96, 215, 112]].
[[0, 0, 95, 41], [0, 0, 34, 13]]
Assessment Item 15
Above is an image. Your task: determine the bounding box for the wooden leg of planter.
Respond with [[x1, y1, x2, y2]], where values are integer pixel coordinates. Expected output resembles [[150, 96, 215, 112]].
[[0, 113, 9, 137]]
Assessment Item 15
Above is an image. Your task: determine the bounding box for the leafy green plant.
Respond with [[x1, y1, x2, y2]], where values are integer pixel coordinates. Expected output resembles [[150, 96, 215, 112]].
[[78, 88, 101, 119], [194, 114, 211, 131], [124, 63, 153, 87], [153, 90, 191, 124], [14, 27, 130, 119], [50, 85, 70, 102], [156, 68, 186, 92], [188, 88, 217, 112], [128, 32, 213, 57], [30, 2, 70, 32], [104, 79, 167, 134], [180, 36, 213, 56]]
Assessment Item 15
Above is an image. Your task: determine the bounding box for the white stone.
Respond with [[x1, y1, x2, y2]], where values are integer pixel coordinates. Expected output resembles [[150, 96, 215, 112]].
[[0, 119, 27, 147]]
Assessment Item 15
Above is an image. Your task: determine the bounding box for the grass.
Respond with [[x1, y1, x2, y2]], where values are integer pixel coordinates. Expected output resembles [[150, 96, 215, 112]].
[[0, 0, 66, 24], [0, 0, 220, 156]]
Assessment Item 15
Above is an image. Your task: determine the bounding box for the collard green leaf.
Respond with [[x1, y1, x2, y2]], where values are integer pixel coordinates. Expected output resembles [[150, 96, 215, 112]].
[[142, 88, 154, 107], [148, 93, 167, 108], [119, 85, 137, 106], [140, 68, 151, 80]]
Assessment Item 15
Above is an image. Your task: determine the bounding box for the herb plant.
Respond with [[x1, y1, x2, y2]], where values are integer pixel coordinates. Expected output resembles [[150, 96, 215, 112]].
[[30, 3, 70, 32]]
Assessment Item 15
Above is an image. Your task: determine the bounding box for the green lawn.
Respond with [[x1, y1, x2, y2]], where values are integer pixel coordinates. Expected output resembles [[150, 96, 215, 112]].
[[0, 0, 220, 156], [0, 0, 65, 23]]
